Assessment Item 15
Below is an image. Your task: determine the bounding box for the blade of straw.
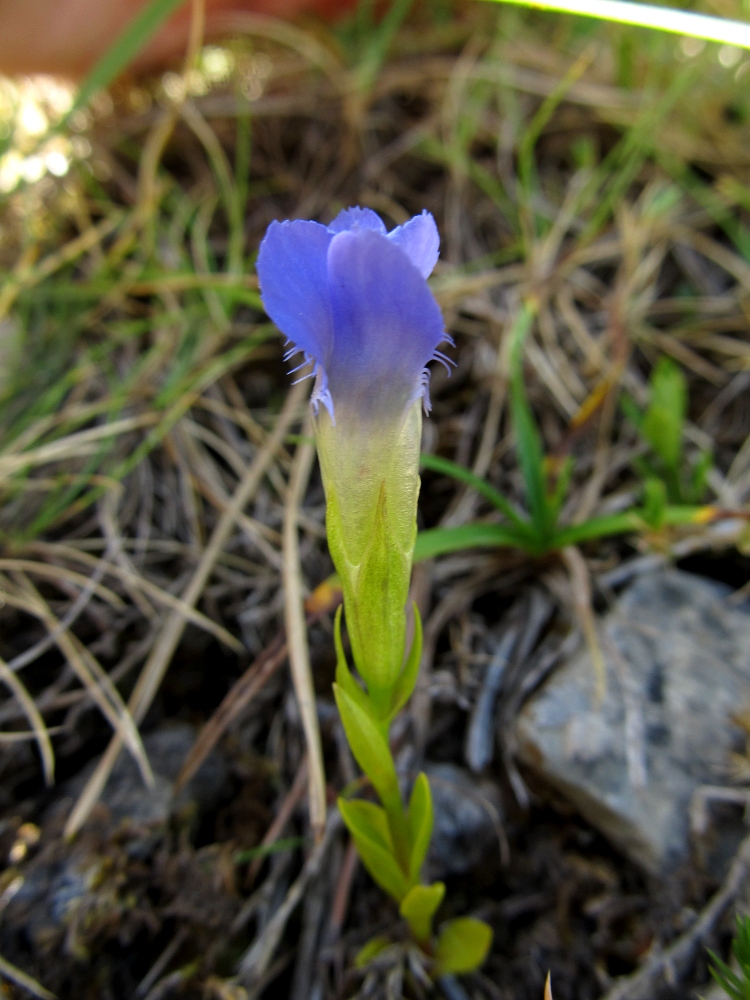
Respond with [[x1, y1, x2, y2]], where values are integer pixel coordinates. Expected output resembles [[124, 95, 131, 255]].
[[479, 0, 750, 49]]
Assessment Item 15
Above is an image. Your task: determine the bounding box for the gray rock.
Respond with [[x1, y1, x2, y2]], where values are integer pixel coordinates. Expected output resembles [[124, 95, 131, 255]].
[[106, 723, 228, 825], [424, 763, 502, 879], [516, 569, 750, 875], [59, 723, 228, 829]]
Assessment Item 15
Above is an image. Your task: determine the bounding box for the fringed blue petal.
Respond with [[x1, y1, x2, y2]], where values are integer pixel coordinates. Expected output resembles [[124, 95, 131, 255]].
[[387, 209, 440, 279], [256, 219, 334, 365], [327, 207, 387, 235], [257, 209, 449, 424], [325, 229, 445, 420]]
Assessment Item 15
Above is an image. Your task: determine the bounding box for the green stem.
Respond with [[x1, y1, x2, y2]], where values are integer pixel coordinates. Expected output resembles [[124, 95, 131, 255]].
[[383, 789, 411, 876]]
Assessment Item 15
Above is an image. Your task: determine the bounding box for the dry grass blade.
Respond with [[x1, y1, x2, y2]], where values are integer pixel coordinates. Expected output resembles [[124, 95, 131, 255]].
[[246, 755, 309, 887], [3, 539, 117, 675], [0, 414, 159, 471], [210, 11, 343, 80], [327, 837, 358, 943], [175, 581, 342, 792], [0, 212, 123, 324], [0, 560, 124, 609], [282, 418, 327, 840], [561, 546, 606, 704], [237, 810, 341, 993], [12, 574, 154, 788], [175, 633, 288, 792], [0, 654, 54, 785], [64, 380, 308, 838], [25, 542, 243, 653], [0, 953, 56, 1000]]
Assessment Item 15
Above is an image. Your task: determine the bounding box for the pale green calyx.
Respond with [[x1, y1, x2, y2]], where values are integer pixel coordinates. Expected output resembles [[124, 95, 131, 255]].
[[315, 399, 421, 716]]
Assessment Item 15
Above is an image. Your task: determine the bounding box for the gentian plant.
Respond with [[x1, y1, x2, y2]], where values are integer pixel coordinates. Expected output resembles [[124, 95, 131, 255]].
[[257, 207, 492, 976]]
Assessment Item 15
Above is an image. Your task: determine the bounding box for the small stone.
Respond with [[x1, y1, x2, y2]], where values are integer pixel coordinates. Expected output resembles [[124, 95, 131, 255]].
[[424, 763, 501, 879], [106, 723, 228, 826], [516, 569, 750, 875], [58, 723, 228, 830]]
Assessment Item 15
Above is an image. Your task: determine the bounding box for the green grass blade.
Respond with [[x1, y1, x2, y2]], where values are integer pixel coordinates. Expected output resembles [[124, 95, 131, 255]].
[[517, 47, 593, 239], [551, 504, 714, 549], [71, 0, 188, 116], [233, 837, 305, 865], [657, 151, 750, 262], [550, 511, 642, 548], [508, 302, 550, 541], [414, 523, 537, 561], [356, 0, 416, 92], [419, 453, 532, 533], [661, 504, 716, 527]]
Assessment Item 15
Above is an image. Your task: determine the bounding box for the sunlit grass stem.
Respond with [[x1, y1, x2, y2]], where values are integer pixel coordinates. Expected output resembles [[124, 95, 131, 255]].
[[479, 0, 750, 49]]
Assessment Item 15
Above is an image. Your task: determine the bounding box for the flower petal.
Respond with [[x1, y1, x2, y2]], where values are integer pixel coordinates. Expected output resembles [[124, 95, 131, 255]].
[[327, 206, 387, 235], [256, 219, 334, 364], [325, 229, 445, 420], [387, 210, 440, 279]]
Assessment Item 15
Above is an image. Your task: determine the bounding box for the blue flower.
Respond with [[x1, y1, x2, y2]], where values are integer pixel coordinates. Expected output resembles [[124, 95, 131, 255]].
[[256, 207, 451, 424]]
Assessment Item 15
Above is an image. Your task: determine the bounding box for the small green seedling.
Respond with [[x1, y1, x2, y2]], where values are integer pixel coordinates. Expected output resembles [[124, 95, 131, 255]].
[[415, 303, 714, 563], [708, 913, 750, 1000], [622, 355, 712, 505]]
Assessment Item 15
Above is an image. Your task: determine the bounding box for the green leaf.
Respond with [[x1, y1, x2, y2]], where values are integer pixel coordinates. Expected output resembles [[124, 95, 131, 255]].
[[414, 523, 536, 562], [419, 453, 531, 533], [708, 948, 749, 1000], [333, 684, 409, 868], [690, 449, 713, 503], [550, 510, 642, 548], [508, 304, 549, 541], [642, 357, 686, 473], [434, 918, 493, 976], [355, 935, 391, 969], [333, 606, 371, 716], [339, 798, 410, 903], [407, 773, 434, 883], [620, 393, 644, 430], [547, 456, 573, 525], [732, 914, 750, 979], [642, 477, 668, 528], [340, 798, 393, 853], [710, 914, 750, 999], [389, 604, 423, 718], [399, 882, 445, 944], [72, 0, 187, 117], [333, 684, 400, 808]]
